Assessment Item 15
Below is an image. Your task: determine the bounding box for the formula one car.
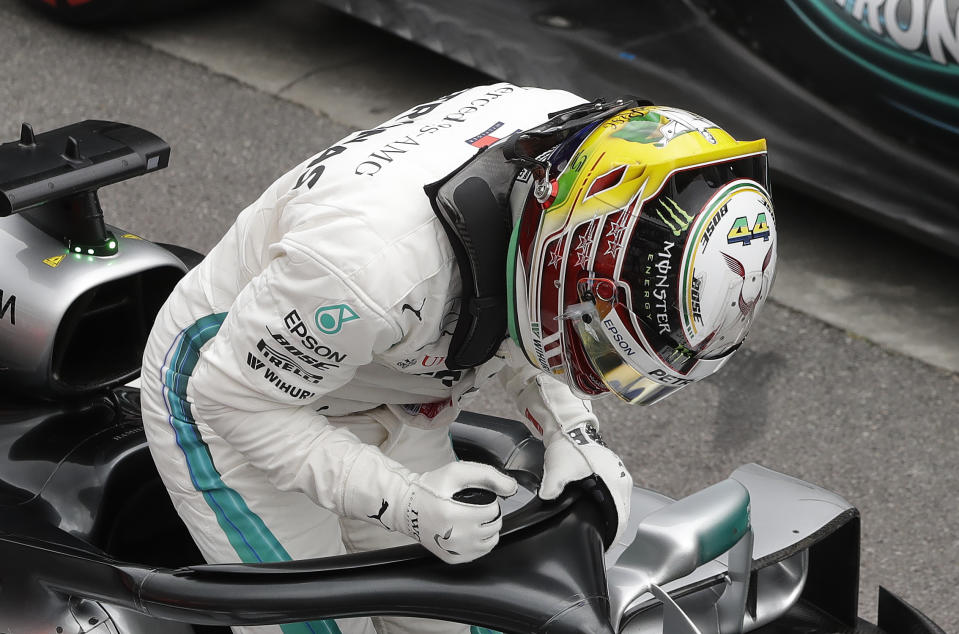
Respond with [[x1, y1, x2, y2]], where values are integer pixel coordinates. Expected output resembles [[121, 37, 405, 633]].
[[0, 121, 947, 634]]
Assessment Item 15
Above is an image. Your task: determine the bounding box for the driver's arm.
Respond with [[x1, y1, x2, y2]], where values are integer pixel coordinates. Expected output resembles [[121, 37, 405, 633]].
[[497, 338, 598, 437], [497, 338, 633, 543], [186, 218, 514, 563], [186, 228, 399, 513]]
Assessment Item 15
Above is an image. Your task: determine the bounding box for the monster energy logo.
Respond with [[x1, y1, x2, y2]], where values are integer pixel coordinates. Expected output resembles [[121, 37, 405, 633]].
[[657, 197, 693, 237]]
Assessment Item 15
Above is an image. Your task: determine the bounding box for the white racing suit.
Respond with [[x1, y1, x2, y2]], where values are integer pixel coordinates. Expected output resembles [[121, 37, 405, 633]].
[[140, 84, 601, 634]]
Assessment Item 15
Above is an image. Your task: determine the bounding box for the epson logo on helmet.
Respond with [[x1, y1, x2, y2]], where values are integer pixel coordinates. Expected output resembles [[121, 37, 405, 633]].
[[601, 309, 696, 387], [601, 319, 636, 356]]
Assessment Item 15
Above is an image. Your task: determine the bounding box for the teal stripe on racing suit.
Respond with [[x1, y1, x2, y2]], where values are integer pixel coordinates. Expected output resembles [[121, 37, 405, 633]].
[[162, 313, 342, 634]]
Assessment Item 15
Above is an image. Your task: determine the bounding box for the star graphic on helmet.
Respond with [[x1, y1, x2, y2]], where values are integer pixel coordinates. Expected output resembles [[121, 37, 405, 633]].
[[574, 231, 595, 268], [605, 215, 630, 257], [547, 240, 565, 269]]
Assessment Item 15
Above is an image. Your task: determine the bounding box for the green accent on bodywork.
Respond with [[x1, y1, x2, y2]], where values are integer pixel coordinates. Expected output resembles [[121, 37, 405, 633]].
[[789, 0, 959, 110], [506, 218, 523, 348], [163, 313, 342, 634], [470, 627, 501, 634], [699, 502, 751, 564]]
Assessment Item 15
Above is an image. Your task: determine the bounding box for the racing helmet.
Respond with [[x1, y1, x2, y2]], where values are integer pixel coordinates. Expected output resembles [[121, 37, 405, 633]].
[[508, 105, 777, 405]]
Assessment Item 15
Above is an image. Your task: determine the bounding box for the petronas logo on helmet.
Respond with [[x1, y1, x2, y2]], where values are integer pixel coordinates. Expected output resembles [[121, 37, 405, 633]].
[[657, 197, 693, 237]]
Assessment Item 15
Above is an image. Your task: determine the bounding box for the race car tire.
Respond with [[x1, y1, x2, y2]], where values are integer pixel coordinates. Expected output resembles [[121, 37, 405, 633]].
[[22, 0, 207, 25]]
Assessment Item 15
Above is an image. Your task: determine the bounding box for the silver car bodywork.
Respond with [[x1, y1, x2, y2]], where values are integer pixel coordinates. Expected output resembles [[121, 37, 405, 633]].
[[0, 214, 185, 396], [608, 464, 854, 632]]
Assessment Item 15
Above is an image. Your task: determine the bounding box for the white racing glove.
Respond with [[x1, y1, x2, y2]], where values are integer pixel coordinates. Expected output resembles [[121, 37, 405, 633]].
[[539, 421, 633, 544], [344, 448, 517, 564], [502, 361, 633, 547]]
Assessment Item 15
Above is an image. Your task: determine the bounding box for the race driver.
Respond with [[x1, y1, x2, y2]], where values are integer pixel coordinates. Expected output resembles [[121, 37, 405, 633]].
[[140, 83, 778, 634]]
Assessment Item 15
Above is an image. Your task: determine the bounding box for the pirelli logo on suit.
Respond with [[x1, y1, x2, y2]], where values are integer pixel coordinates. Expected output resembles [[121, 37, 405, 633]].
[[253, 339, 326, 384], [244, 347, 316, 400]]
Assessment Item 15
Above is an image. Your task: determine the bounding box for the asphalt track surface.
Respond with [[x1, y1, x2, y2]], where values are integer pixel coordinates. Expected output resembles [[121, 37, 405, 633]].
[[2, 1, 957, 631]]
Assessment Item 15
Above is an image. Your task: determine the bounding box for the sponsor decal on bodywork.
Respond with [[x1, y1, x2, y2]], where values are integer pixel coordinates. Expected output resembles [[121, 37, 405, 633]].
[[0, 289, 15, 325], [43, 254, 65, 268], [805, 0, 959, 66]]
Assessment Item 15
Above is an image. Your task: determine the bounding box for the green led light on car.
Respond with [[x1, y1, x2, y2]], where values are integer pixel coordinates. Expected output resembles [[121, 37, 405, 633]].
[[67, 231, 119, 258]]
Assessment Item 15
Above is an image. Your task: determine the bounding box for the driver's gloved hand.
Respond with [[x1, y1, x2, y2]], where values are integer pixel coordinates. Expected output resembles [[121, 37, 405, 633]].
[[400, 462, 517, 564], [539, 422, 633, 545], [504, 368, 634, 547], [344, 448, 517, 564]]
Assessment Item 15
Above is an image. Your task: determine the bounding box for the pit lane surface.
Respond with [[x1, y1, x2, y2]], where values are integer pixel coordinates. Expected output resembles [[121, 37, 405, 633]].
[[2, 1, 957, 630]]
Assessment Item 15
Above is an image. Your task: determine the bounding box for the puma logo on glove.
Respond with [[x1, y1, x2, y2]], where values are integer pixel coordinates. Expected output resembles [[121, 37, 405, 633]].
[[367, 499, 390, 528]]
